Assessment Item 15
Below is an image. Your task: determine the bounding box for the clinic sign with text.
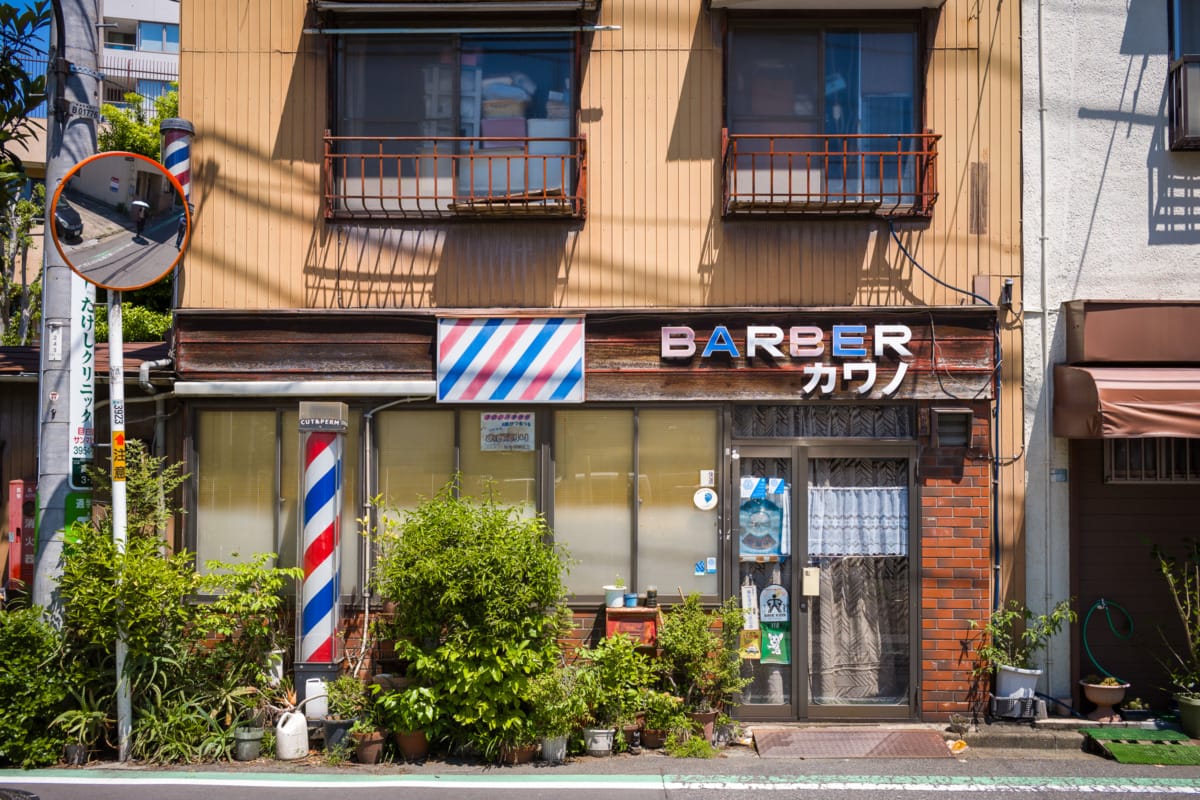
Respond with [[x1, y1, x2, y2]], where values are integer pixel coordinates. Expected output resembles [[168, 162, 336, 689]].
[[661, 323, 914, 397]]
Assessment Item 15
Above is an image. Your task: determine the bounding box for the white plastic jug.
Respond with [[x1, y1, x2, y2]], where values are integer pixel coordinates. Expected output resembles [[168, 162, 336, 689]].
[[275, 711, 308, 760], [304, 678, 328, 719]]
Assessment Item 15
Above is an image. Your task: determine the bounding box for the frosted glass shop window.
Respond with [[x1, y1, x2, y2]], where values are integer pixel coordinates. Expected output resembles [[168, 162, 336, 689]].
[[374, 410, 456, 518], [459, 410, 537, 516], [636, 409, 719, 597], [195, 410, 276, 568], [553, 410, 634, 597]]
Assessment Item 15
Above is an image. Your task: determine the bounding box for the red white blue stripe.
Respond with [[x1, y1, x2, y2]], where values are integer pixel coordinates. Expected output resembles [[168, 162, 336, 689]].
[[162, 128, 191, 201], [301, 431, 341, 663], [437, 317, 585, 403]]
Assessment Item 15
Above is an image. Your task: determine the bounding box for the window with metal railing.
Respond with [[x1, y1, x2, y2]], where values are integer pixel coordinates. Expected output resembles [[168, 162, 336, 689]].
[[723, 19, 937, 217], [327, 32, 585, 220], [1105, 438, 1200, 483]]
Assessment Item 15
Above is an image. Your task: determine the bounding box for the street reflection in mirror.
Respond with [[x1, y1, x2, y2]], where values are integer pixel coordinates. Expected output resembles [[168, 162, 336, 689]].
[[50, 151, 190, 292]]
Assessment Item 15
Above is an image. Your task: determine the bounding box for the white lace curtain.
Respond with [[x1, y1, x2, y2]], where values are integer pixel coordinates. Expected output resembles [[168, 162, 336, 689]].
[[807, 486, 908, 557]]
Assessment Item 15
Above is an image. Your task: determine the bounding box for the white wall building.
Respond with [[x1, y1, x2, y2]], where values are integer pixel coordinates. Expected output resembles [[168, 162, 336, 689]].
[[1022, 0, 1200, 709], [100, 0, 179, 112]]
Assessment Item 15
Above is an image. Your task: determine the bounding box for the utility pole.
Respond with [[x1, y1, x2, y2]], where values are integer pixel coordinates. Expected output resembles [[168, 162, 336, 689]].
[[35, 0, 101, 615]]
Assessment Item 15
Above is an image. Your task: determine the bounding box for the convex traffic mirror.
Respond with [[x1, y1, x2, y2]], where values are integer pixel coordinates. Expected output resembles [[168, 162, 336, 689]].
[[49, 151, 191, 291]]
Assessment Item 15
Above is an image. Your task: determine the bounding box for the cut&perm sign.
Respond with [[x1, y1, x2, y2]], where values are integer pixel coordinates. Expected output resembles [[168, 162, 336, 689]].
[[661, 323, 913, 397]]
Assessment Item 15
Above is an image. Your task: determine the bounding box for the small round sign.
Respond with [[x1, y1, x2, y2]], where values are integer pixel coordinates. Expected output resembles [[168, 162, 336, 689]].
[[693, 487, 718, 511], [49, 151, 191, 292]]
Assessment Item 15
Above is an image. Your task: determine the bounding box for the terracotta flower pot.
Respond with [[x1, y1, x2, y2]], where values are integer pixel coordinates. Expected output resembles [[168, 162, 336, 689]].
[[498, 742, 539, 764], [393, 729, 428, 761], [687, 710, 718, 743], [641, 728, 668, 749], [354, 730, 386, 764]]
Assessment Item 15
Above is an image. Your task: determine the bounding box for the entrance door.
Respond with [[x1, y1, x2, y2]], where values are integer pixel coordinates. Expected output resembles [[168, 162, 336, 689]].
[[732, 445, 915, 720]]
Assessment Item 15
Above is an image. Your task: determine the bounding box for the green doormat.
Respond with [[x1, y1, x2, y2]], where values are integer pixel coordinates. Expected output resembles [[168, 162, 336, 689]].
[[1082, 727, 1200, 765]]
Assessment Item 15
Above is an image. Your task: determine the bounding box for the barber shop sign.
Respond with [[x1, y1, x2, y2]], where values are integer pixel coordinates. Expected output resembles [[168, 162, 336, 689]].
[[660, 323, 914, 397]]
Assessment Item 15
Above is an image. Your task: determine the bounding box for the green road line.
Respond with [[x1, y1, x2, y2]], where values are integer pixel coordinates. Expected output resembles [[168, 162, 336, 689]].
[[3, 771, 1200, 793]]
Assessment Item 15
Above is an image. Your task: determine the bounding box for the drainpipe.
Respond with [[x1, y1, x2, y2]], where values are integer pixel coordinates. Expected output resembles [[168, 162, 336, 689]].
[[138, 357, 173, 457], [138, 356, 173, 544], [356, 395, 432, 676]]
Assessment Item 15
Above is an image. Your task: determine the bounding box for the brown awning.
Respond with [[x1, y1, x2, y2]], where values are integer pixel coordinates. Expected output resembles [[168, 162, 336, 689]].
[[1054, 365, 1200, 438]]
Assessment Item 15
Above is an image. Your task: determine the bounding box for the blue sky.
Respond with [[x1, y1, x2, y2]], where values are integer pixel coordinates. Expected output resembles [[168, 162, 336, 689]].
[[10, 0, 52, 52]]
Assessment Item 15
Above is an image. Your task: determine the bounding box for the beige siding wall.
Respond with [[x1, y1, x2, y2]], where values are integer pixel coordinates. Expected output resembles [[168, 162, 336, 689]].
[[179, 0, 1023, 598], [180, 0, 1019, 312]]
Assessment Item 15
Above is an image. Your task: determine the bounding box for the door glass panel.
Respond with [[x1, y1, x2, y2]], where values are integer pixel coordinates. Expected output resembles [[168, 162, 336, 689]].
[[737, 456, 793, 706], [807, 458, 909, 706]]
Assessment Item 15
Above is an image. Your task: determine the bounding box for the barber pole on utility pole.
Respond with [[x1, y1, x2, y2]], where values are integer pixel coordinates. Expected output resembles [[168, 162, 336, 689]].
[[160, 118, 192, 200], [298, 402, 347, 688]]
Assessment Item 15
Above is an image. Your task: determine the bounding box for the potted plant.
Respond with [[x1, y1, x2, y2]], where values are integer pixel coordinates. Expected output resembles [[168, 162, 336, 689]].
[[51, 688, 111, 766], [971, 599, 1076, 699], [656, 594, 749, 740], [375, 685, 438, 761], [323, 674, 367, 752], [603, 575, 627, 609], [1153, 541, 1200, 736], [349, 711, 387, 764], [1080, 674, 1130, 722], [528, 666, 586, 763], [575, 633, 655, 756], [638, 689, 688, 749]]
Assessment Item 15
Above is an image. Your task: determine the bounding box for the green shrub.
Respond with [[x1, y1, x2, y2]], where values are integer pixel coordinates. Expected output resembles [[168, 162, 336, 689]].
[[370, 481, 573, 759], [657, 593, 748, 713], [0, 607, 70, 767]]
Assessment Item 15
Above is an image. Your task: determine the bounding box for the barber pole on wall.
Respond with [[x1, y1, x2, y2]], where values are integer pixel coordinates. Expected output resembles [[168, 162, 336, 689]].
[[160, 118, 193, 201], [298, 402, 349, 665]]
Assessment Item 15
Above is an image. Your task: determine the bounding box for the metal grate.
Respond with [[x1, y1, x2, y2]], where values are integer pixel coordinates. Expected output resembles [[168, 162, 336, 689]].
[[754, 728, 951, 759]]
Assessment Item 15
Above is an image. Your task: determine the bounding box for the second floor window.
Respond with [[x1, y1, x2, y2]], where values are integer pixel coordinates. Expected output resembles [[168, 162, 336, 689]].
[[724, 20, 935, 216], [331, 32, 580, 216]]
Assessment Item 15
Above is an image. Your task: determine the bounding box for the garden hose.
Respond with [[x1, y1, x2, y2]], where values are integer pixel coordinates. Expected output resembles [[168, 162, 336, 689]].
[[1083, 598, 1134, 682]]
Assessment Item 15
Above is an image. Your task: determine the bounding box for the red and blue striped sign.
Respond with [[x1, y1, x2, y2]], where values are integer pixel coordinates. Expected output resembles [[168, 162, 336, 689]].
[[437, 317, 585, 403], [301, 431, 340, 663]]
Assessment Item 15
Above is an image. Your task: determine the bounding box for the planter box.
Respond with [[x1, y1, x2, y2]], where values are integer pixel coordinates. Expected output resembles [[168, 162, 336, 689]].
[[995, 664, 1041, 699]]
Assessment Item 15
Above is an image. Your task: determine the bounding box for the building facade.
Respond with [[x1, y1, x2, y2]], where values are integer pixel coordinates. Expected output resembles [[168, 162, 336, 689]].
[[1022, 1, 1200, 711], [0, 0, 1024, 723]]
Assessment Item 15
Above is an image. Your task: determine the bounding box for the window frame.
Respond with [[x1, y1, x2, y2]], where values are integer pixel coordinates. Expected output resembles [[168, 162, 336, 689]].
[[723, 15, 926, 141], [1104, 437, 1200, 483], [137, 21, 180, 54], [325, 24, 586, 220]]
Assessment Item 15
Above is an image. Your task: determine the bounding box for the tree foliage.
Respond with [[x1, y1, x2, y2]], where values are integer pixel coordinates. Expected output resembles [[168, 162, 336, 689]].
[[98, 87, 179, 159], [0, 0, 50, 345]]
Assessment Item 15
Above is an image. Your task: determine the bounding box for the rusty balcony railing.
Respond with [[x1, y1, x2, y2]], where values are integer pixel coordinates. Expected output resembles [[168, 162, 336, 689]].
[[722, 130, 940, 217], [1168, 56, 1200, 151], [323, 132, 587, 220]]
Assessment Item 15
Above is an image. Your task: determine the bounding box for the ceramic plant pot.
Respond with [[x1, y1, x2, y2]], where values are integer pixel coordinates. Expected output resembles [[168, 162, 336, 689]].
[[1081, 681, 1129, 722], [1177, 694, 1200, 738], [540, 734, 568, 763], [582, 726, 615, 756], [233, 726, 264, 761]]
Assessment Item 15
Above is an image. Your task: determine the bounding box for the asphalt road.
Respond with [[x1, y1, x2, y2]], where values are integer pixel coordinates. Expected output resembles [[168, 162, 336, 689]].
[[60, 211, 181, 290], [5, 750, 1200, 800]]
